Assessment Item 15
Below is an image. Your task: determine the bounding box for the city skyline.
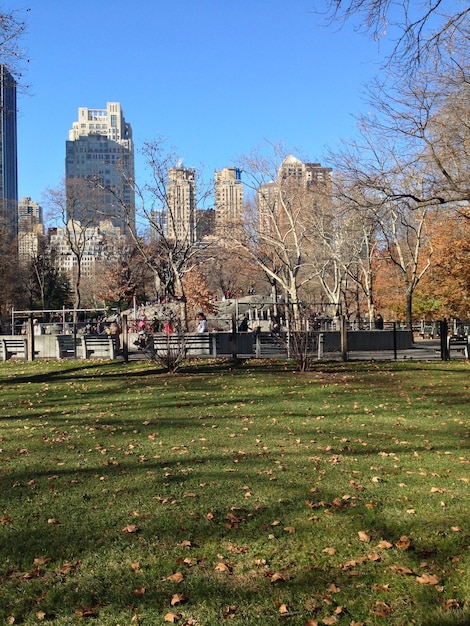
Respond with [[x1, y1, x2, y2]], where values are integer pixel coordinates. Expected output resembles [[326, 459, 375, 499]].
[[16, 0, 394, 212]]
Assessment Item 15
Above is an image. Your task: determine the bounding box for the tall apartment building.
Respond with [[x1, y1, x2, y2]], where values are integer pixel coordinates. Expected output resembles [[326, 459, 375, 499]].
[[258, 155, 332, 235], [17, 196, 45, 262], [65, 102, 135, 233], [49, 220, 124, 276], [0, 65, 18, 235], [214, 167, 244, 230], [167, 166, 196, 243]]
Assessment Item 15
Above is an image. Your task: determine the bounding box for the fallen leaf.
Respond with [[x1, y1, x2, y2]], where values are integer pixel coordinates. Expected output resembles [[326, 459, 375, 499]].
[[278, 603, 289, 614], [395, 535, 411, 550], [132, 587, 146, 596], [376, 540, 393, 549], [372, 601, 391, 617], [416, 573, 440, 585], [323, 547, 336, 555], [389, 565, 414, 575], [36, 611, 46, 620], [33, 556, 51, 566], [322, 616, 338, 624], [122, 524, 139, 534], [283, 526, 296, 533], [358, 531, 370, 542], [75, 607, 99, 618], [163, 612, 180, 622], [170, 593, 187, 606], [270, 572, 286, 583], [214, 562, 231, 573], [167, 572, 184, 583]]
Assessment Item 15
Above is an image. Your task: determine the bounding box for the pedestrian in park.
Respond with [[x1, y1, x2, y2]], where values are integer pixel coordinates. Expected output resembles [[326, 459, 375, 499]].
[[196, 313, 208, 333]]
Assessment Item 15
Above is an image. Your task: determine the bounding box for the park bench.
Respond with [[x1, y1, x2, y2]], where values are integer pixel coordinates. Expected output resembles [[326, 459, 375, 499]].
[[447, 335, 469, 359], [56, 335, 84, 359], [0, 337, 27, 361], [83, 334, 116, 359], [153, 333, 214, 358]]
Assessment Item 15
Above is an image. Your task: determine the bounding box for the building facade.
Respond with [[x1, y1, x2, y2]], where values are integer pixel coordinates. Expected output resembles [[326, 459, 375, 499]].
[[65, 102, 135, 233], [257, 155, 332, 236], [167, 166, 196, 243], [0, 65, 18, 235], [17, 196, 45, 262], [214, 167, 244, 230]]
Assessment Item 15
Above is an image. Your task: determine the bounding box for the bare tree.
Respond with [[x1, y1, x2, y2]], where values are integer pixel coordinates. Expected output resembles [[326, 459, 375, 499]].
[[0, 8, 28, 81], [228, 144, 332, 322], [97, 138, 212, 331], [322, 0, 470, 67], [45, 179, 107, 312]]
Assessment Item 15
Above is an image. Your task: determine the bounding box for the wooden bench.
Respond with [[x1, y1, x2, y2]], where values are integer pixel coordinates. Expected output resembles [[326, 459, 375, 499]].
[[0, 337, 28, 361], [153, 333, 213, 358], [447, 336, 469, 359], [83, 334, 116, 359], [56, 335, 83, 359]]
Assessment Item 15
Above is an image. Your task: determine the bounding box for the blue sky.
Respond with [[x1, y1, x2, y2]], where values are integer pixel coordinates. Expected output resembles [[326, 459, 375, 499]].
[[17, 0, 390, 209]]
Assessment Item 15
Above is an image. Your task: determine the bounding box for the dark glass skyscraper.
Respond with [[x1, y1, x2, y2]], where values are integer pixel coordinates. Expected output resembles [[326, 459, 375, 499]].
[[0, 65, 18, 235]]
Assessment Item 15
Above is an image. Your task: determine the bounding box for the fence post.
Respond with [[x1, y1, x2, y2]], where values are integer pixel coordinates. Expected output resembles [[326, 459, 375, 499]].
[[340, 315, 348, 361], [122, 314, 128, 362], [440, 319, 449, 360], [26, 316, 34, 361]]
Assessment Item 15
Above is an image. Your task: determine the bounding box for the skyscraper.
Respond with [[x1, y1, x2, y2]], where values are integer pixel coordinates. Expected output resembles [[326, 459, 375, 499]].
[[65, 102, 135, 233], [17, 196, 45, 262], [167, 166, 196, 243], [0, 65, 18, 235], [214, 167, 244, 231]]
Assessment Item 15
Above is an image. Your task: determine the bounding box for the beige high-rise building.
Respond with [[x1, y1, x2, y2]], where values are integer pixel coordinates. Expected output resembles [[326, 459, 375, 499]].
[[17, 196, 45, 262], [167, 167, 196, 243], [214, 167, 244, 230], [257, 155, 332, 236], [66, 102, 135, 233]]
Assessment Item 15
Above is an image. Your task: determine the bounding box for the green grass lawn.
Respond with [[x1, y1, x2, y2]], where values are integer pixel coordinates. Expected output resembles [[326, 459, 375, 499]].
[[0, 359, 468, 626]]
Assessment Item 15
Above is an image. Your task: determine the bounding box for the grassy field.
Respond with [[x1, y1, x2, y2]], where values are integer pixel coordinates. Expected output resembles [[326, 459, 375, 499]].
[[0, 358, 468, 626]]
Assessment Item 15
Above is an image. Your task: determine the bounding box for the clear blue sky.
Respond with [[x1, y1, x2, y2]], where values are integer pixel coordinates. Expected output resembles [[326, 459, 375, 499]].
[[17, 0, 389, 208]]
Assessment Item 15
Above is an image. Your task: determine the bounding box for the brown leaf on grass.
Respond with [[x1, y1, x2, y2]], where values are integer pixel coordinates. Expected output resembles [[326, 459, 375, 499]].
[[215, 562, 232, 573], [163, 612, 180, 622], [416, 573, 440, 585], [390, 565, 414, 575], [131, 562, 140, 571], [322, 616, 338, 624], [170, 593, 188, 606], [1, 515, 12, 524], [358, 531, 371, 542], [122, 524, 139, 534], [328, 583, 341, 593], [443, 599, 460, 610], [47, 518, 60, 525], [36, 611, 46, 620], [278, 603, 289, 614], [305, 620, 319, 626], [323, 547, 336, 555], [33, 556, 52, 566], [167, 572, 184, 583], [376, 540, 393, 549], [270, 572, 286, 583], [283, 526, 296, 534], [372, 601, 391, 617], [132, 587, 146, 596], [395, 535, 411, 550], [223, 606, 238, 618], [75, 606, 99, 618]]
